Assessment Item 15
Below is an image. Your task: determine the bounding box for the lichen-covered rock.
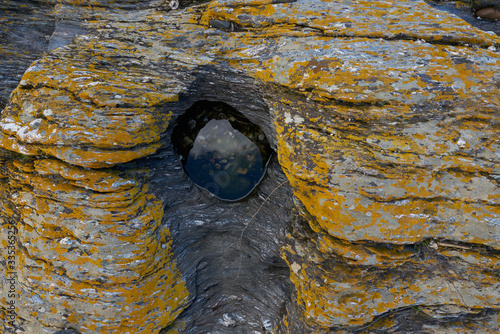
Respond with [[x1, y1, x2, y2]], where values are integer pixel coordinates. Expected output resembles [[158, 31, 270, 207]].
[[195, 0, 500, 328], [1, 0, 499, 333], [1, 156, 189, 333]]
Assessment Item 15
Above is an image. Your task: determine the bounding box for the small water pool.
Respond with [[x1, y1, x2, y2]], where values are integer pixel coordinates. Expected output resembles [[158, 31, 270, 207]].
[[172, 100, 272, 201]]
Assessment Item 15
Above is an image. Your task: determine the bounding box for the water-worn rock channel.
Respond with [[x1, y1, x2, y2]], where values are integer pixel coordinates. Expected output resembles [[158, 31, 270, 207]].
[[147, 71, 296, 333], [1, 0, 500, 333]]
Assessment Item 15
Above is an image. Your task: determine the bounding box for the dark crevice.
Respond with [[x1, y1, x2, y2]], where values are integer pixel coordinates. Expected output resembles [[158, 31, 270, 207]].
[[132, 69, 297, 333], [306, 91, 392, 107], [334, 98, 390, 108], [358, 193, 499, 207], [0, 96, 7, 112], [323, 32, 497, 48], [351, 305, 500, 333], [419, 238, 500, 255], [209, 19, 244, 32]]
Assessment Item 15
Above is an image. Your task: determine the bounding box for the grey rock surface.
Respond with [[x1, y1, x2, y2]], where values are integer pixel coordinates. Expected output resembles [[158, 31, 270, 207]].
[[0, 0, 499, 333]]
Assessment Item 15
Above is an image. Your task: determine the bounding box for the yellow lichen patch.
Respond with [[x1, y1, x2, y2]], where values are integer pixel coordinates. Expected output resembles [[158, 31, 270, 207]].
[[5, 156, 190, 333], [0, 132, 43, 157], [33, 159, 137, 192], [312, 227, 415, 267], [42, 142, 163, 168], [283, 232, 500, 328], [2, 0, 500, 331], [202, 0, 500, 46], [264, 29, 500, 325], [268, 65, 500, 245], [1, 86, 172, 150], [278, 135, 500, 246], [0, 29, 185, 168], [250, 39, 500, 105], [439, 248, 500, 270], [0, 93, 170, 167]]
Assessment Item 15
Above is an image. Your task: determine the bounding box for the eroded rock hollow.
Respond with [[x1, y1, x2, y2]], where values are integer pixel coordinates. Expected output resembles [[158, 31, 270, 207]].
[[1, 0, 499, 333]]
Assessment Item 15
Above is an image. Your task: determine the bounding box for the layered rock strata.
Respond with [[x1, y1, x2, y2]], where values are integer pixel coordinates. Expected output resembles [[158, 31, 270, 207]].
[[0, 0, 499, 333], [1, 157, 189, 333]]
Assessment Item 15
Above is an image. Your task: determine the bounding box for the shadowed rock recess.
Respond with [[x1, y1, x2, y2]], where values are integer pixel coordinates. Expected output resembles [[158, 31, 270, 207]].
[[0, 0, 499, 333]]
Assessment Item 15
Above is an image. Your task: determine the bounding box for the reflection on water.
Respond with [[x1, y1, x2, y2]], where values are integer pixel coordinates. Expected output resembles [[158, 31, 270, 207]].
[[172, 101, 272, 201], [185, 119, 264, 199]]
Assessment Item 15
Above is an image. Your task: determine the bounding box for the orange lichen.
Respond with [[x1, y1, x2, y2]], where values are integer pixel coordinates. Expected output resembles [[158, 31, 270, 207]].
[[1, 0, 499, 332], [2, 157, 190, 332]]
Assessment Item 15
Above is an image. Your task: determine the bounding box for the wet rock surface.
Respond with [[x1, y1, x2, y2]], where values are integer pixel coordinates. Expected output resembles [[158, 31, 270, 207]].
[[0, 0, 55, 102], [1, 0, 499, 333]]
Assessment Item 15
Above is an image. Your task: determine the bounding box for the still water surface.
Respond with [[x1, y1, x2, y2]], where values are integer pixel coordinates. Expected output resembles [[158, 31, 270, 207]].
[[172, 101, 272, 201]]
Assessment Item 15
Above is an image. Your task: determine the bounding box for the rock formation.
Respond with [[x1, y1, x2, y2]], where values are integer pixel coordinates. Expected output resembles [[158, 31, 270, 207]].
[[1, 0, 499, 333]]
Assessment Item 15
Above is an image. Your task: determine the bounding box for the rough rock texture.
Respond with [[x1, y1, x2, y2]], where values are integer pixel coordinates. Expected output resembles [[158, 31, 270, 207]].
[[1, 157, 189, 333], [0, 0, 55, 103], [1, 0, 499, 333]]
